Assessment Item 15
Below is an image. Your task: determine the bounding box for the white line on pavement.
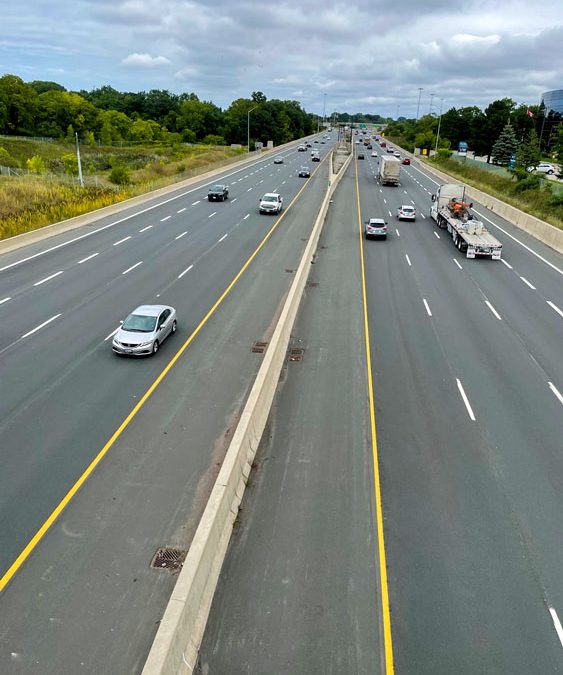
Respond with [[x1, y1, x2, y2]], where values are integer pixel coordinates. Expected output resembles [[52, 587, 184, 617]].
[[434, 231, 441, 239], [456, 378, 476, 421], [243, 214, 250, 220], [177, 208, 186, 213], [547, 301, 563, 318], [33, 270, 63, 286], [247, 187, 253, 192], [22, 313, 61, 339], [139, 225, 153, 233], [411, 199, 416, 205], [113, 236, 131, 246], [231, 198, 237, 203], [500, 258, 513, 269], [175, 231, 187, 240], [421, 213, 426, 219], [405, 254, 412, 266], [77, 252, 99, 264], [423, 298, 433, 317], [485, 300, 502, 320], [208, 212, 216, 218], [0, 297, 11, 305], [104, 326, 120, 341], [453, 258, 463, 270], [404, 190, 408, 194], [192, 200, 200, 205], [388, 210, 393, 218], [520, 276, 536, 290], [549, 608, 563, 647], [218, 232, 228, 243], [396, 229, 400, 237], [383, 198, 387, 204], [178, 264, 193, 279], [160, 216, 171, 222], [122, 261, 143, 275]]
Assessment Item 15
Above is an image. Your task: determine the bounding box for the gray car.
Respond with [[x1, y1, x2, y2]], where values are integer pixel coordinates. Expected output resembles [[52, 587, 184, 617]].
[[112, 304, 177, 356]]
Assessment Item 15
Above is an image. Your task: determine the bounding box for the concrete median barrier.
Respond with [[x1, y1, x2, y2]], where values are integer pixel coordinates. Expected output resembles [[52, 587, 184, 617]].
[[141, 149, 353, 675]]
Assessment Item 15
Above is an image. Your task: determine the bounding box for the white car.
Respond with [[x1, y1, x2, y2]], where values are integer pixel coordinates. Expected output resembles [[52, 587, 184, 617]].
[[528, 162, 556, 175], [397, 205, 416, 221], [371, 152, 377, 157], [112, 305, 177, 356], [259, 193, 283, 214], [273, 156, 284, 164], [364, 218, 388, 240]]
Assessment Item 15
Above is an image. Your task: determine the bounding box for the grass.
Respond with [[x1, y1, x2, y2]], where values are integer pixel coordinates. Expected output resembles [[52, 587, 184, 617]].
[[0, 139, 247, 240], [426, 156, 563, 230]]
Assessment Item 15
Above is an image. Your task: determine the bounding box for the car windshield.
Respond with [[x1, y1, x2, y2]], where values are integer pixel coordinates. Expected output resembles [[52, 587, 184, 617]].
[[210, 185, 224, 191], [402, 207, 414, 212], [263, 196, 277, 202], [122, 314, 157, 332]]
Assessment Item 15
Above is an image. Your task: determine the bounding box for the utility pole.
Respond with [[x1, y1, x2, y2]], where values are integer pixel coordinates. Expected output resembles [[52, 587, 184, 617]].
[[247, 106, 258, 153], [434, 98, 444, 152], [322, 93, 327, 128], [75, 132, 84, 187], [416, 87, 423, 121], [429, 93, 435, 116]]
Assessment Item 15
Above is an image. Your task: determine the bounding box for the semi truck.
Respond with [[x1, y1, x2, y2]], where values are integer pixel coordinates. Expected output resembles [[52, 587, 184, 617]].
[[430, 184, 502, 259], [377, 155, 401, 186]]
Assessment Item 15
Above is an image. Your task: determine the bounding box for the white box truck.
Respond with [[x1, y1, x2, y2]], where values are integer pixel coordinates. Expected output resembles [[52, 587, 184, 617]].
[[377, 155, 401, 186], [430, 184, 502, 259]]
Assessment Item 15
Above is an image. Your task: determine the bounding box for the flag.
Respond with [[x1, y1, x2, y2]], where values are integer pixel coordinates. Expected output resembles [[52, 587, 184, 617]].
[[526, 109, 534, 118]]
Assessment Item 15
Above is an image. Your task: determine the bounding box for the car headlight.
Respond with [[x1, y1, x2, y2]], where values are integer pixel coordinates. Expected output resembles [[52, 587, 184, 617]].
[[136, 340, 153, 347]]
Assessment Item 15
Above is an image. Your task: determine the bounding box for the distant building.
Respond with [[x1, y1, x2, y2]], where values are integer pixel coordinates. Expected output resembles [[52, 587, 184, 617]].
[[539, 89, 563, 151]]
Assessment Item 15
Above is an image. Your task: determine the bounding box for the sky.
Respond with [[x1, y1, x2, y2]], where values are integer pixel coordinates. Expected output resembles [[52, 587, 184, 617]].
[[2, 0, 563, 117]]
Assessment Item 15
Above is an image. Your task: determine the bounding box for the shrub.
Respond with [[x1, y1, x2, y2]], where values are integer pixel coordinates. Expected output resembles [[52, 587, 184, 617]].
[[202, 134, 226, 145], [0, 146, 19, 168], [176, 163, 186, 173], [26, 155, 47, 174], [61, 152, 78, 176], [513, 175, 541, 193], [436, 149, 452, 160], [109, 165, 130, 185]]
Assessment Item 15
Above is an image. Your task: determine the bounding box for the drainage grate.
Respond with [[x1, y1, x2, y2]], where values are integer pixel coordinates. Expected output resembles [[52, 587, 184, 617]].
[[151, 548, 187, 572], [252, 341, 268, 353], [288, 347, 305, 362]]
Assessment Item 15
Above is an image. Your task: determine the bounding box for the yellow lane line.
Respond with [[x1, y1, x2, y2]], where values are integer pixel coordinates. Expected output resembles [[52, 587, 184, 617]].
[[0, 153, 329, 594], [355, 157, 395, 673]]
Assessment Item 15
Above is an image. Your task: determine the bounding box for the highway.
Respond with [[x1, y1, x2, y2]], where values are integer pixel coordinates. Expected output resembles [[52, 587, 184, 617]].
[[0, 136, 336, 673], [199, 142, 563, 673]]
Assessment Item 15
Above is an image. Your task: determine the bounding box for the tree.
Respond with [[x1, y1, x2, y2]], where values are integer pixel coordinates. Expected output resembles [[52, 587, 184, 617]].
[[28, 80, 66, 94], [0, 74, 37, 134], [26, 155, 47, 173], [476, 98, 516, 161], [515, 129, 541, 173], [61, 152, 78, 175], [491, 122, 518, 165]]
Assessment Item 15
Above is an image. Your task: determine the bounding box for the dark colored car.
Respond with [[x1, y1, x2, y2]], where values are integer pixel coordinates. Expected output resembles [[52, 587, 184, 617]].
[[298, 166, 311, 177], [367, 144, 373, 149], [357, 153, 365, 160], [402, 158, 411, 165], [207, 184, 229, 201]]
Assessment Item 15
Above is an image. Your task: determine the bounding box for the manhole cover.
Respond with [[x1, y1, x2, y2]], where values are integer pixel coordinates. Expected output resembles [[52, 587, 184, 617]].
[[288, 347, 305, 362], [252, 341, 268, 353], [151, 548, 187, 572]]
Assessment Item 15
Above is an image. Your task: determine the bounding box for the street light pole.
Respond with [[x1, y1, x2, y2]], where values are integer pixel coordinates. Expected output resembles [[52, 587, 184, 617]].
[[434, 98, 444, 153], [75, 132, 84, 187], [247, 106, 258, 154], [416, 87, 423, 121], [322, 93, 327, 127]]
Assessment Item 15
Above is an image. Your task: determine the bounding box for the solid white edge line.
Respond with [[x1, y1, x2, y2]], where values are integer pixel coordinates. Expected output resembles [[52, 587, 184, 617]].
[[177, 208, 186, 213], [433, 231, 441, 239], [33, 270, 64, 286], [178, 264, 193, 279], [0, 296, 11, 305], [549, 608, 563, 647], [396, 229, 400, 237], [160, 216, 171, 222], [113, 236, 131, 246], [104, 326, 120, 341], [546, 301, 563, 318], [473, 208, 563, 277], [500, 258, 513, 269], [139, 225, 152, 233], [485, 300, 502, 320], [453, 258, 463, 270], [175, 232, 187, 240], [77, 252, 99, 264], [520, 276, 536, 290], [423, 298, 432, 317], [22, 313, 62, 339], [218, 233, 228, 243], [405, 254, 412, 266], [548, 383, 563, 407], [456, 378, 476, 421], [208, 212, 217, 218], [122, 261, 143, 275]]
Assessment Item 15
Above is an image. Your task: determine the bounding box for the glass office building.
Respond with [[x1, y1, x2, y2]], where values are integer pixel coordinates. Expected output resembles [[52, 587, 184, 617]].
[[539, 89, 563, 150]]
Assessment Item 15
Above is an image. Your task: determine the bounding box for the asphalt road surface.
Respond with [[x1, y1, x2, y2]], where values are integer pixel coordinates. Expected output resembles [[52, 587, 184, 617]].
[[0, 134, 336, 673], [199, 145, 563, 674]]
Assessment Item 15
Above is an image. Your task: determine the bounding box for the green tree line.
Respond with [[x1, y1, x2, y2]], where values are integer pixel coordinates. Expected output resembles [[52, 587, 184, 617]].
[[0, 75, 315, 147]]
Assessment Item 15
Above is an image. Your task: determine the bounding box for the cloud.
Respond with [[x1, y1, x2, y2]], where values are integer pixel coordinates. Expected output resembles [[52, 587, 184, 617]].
[[122, 52, 171, 67]]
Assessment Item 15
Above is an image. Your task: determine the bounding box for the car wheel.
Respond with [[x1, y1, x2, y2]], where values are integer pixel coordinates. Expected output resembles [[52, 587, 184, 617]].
[[548, 170, 554, 175], [171, 320, 177, 333], [152, 340, 159, 355]]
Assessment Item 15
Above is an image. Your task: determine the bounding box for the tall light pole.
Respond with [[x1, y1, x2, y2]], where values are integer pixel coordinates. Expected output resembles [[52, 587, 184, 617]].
[[75, 132, 84, 187], [434, 98, 444, 152], [322, 93, 327, 127], [416, 87, 423, 121], [247, 106, 257, 154], [429, 93, 435, 116]]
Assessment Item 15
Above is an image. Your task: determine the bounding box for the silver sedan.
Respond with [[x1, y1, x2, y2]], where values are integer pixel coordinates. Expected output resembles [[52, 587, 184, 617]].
[[112, 304, 177, 356]]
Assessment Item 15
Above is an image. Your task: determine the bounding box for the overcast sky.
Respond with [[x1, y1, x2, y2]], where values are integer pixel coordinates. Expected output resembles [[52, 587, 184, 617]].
[[2, 0, 563, 117]]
